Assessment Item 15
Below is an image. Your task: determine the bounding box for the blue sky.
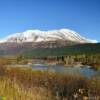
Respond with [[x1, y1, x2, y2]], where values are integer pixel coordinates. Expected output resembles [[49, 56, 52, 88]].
[[0, 0, 100, 41]]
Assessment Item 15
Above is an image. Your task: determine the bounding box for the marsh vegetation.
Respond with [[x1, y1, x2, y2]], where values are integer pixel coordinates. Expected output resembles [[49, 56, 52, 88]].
[[0, 66, 99, 100]]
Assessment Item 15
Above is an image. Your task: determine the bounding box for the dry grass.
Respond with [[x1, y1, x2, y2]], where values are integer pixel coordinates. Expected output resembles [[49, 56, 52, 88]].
[[0, 77, 53, 100], [0, 66, 100, 100]]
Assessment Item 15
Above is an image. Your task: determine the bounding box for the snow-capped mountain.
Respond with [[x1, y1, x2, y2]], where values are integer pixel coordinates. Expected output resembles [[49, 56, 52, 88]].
[[0, 28, 97, 43]]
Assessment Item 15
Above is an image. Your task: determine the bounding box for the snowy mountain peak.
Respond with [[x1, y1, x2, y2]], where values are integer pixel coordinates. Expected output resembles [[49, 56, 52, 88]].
[[0, 28, 97, 43]]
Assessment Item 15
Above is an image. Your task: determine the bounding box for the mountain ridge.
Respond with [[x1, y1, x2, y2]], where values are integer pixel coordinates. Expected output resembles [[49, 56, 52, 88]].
[[0, 28, 97, 43]]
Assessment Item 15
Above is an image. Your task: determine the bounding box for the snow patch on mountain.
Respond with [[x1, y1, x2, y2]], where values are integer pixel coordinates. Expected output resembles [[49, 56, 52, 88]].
[[0, 28, 97, 43]]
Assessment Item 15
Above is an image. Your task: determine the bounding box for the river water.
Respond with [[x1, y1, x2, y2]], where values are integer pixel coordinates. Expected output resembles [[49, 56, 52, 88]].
[[9, 63, 100, 78], [31, 64, 100, 78]]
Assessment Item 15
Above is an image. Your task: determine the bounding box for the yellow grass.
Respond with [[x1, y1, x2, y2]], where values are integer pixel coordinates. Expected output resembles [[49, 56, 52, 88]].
[[0, 77, 52, 100], [0, 66, 100, 100]]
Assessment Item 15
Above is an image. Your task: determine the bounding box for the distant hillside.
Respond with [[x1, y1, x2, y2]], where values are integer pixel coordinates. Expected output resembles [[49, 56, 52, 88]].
[[0, 40, 77, 56], [0, 42, 100, 57], [23, 43, 100, 58]]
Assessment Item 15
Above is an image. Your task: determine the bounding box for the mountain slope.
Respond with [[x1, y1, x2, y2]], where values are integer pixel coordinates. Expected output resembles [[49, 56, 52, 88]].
[[1, 29, 97, 43], [0, 40, 78, 56], [23, 43, 100, 58], [0, 43, 100, 57]]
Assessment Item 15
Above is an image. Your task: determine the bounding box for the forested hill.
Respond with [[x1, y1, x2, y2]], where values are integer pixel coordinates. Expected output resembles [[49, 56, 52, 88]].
[[0, 43, 100, 57], [23, 43, 100, 58]]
